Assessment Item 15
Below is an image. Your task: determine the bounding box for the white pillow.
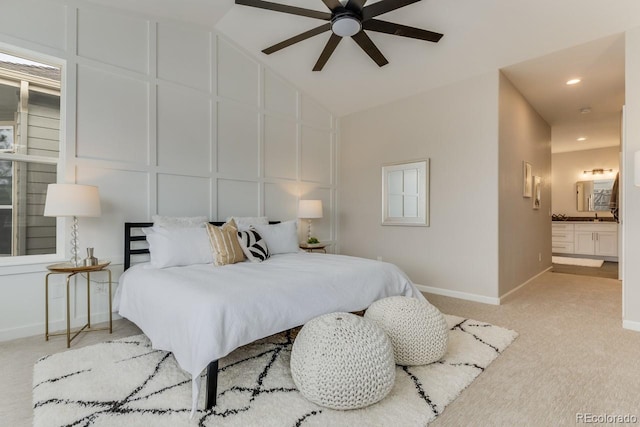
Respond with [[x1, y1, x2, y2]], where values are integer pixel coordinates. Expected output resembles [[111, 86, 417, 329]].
[[145, 227, 213, 268], [152, 215, 208, 228], [237, 229, 270, 262], [252, 220, 298, 255], [226, 216, 269, 231]]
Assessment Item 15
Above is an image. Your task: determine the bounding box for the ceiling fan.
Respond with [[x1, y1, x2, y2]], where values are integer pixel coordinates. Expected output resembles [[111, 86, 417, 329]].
[[235, 0, 443, 71]]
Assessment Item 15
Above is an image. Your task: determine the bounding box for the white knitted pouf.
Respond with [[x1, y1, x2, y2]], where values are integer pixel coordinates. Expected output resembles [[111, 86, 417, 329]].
[[365, 296, 449, 366], [290, 312, 396, 410]]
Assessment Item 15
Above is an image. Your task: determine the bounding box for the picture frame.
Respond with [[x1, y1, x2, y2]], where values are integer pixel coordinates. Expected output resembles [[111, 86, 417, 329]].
[[523, 161, 532, 198], [381, 159, 429, 226], [533, 176, 541, 209]]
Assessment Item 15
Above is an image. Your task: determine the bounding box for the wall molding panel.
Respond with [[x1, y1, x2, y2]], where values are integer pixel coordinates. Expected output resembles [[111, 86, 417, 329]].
[[0, 0, 338, 341]]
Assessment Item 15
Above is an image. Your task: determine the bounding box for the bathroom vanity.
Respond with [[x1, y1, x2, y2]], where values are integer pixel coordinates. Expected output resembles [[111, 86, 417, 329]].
[[552, 221, 618, 259]]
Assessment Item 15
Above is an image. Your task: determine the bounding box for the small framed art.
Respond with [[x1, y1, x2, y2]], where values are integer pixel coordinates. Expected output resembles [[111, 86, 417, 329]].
[[523, 161, 532, 198], [533, 176, 541, 209]]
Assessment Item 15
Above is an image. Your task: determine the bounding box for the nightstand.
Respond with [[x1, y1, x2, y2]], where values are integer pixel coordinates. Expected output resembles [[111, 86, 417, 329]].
[[45, 261, 112, 348], [299, 243, 328, 253]]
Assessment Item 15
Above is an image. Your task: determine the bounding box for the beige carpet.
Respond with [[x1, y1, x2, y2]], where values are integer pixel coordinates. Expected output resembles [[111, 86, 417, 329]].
[[2, 271, 639, 426], [427, 273, 638, 426]]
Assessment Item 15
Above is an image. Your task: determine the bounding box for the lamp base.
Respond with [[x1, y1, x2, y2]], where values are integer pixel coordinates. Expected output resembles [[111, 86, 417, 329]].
[[70, 216, 80, 267]]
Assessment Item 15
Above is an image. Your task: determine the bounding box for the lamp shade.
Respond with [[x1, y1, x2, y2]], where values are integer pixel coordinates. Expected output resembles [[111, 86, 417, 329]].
[[298, 200, 323, 219], [44, 184, 101, 217]]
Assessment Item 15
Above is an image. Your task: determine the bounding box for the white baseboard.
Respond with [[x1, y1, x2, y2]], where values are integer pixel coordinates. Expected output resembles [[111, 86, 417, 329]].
[[0, 311, 121, 342], [623, 319, 640, 332], [414, 284, 500, 305], [415, 266, 553, 306], [499, 266, 552, 303]]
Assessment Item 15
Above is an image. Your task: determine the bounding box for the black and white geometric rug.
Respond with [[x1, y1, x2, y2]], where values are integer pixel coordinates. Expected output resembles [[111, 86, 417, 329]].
[[33, 315, 517, 427]]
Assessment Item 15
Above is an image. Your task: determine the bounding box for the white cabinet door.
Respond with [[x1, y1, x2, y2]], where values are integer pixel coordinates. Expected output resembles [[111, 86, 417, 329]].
[[595, 231, 617, 256], [574, 231, 595, 255]]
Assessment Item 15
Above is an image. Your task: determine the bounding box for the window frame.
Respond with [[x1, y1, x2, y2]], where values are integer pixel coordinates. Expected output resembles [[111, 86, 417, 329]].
[[0, 46, 65, 269]]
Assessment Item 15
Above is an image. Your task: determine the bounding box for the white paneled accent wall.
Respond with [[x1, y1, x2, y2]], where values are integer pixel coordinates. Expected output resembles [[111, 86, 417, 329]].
[[0, 0, 338, 341]]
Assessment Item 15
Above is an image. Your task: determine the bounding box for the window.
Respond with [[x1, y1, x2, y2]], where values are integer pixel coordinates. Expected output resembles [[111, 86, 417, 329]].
[[0, 51, 61, 258]]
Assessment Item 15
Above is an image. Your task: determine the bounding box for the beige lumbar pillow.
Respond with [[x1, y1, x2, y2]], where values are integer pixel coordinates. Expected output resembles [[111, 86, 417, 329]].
[[206, 219, 245, 266]]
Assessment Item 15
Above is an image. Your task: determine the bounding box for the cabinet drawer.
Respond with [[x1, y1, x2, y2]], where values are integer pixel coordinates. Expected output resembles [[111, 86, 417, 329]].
[[574, 223, 617, 233], [552, 242, 574, 254], [551, 231, 573, 242], [552, 223, 574, 232]]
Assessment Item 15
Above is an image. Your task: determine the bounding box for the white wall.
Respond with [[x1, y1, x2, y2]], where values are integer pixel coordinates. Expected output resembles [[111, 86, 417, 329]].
[[339, 71, 501, 304], [623, 26, 640, 330], [498, 73, 552, 296], [552, 146, 619, 218], [0, 0, 337, 341]]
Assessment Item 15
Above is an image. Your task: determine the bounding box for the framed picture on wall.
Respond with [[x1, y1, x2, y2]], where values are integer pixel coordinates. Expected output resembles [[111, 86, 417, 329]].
[[523, 161, 532, 198], [381, 159, 429, 226], [533, 176, 541, 209]]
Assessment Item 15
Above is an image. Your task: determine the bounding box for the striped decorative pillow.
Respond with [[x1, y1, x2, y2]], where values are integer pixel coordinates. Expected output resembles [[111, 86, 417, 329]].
[[237, 229, 270, 262], [205, 219, 245, 266]]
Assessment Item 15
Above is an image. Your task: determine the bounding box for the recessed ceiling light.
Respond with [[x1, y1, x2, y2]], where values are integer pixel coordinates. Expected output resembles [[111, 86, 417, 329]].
[[577, 137, 587, 141], [566, 78, 581, 85]]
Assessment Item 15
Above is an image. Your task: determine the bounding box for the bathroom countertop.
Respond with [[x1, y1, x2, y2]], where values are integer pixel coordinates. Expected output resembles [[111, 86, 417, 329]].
[[552, 217, 616, 223]]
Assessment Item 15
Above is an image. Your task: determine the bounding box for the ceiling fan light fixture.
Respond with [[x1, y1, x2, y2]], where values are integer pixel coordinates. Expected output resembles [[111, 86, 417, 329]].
[[332, 15, 361, 37], [236, 0, 443, 71]]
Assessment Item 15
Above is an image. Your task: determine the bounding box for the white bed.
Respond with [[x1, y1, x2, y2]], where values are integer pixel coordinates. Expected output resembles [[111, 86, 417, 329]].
[[115, 251, 424, 413]]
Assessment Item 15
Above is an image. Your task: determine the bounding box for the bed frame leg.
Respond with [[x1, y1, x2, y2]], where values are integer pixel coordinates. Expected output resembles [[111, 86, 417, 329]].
[[205, 359, 219, 410]]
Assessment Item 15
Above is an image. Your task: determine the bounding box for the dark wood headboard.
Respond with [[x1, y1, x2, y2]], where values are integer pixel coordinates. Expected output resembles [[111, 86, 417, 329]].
[[124, 221, 280, 270]]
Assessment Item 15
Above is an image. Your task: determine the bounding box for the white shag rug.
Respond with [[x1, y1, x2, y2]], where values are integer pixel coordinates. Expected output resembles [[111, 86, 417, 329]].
[[552, 256, 604, 267], [33, 315, 517, 427]]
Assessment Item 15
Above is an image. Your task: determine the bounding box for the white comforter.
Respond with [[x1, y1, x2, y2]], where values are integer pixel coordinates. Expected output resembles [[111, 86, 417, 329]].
[[114, 252, 424, 412]]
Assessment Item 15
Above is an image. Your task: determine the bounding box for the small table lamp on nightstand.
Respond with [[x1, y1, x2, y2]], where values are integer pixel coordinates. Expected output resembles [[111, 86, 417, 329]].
[[298, 199, 323, 242]]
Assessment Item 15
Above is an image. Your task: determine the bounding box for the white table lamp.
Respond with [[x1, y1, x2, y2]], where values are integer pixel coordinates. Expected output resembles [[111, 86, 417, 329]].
[[298, 199, 323, 241], [44, 184, 101, 266]]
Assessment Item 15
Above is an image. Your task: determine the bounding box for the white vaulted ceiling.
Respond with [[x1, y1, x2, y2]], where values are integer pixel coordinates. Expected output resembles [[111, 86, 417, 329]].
[[215, 0, 640, 117], [87, 0, 640, 123]]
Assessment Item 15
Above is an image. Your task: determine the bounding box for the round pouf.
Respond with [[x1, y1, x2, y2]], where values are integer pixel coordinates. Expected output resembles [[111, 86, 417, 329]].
[[290, 312, 396, 410], [365, 296, 449, 366]]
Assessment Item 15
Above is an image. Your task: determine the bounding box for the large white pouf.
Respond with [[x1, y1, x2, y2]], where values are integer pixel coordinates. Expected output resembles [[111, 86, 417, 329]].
[[290, 312, 396, 410], [365, 296, 449, 366]]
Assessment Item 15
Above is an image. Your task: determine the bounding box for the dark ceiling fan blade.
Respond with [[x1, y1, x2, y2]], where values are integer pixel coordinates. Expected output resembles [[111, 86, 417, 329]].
[[363, 19, 443, 42], [321, 0, 342, 11], [345, 0, 367, 12], [313, 34, 342, 71], [361, 0, 421, 21], [263, 23, 331, 54], [235, 0, 331, 21], [351, 31, 388, 67]]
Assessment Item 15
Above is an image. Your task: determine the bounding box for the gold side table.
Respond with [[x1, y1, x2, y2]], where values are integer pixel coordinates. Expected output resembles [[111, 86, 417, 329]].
[[45, 261, 112, 348]]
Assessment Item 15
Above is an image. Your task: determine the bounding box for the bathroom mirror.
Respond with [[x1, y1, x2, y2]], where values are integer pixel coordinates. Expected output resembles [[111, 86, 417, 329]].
[[382, 159, 429, 226], [576, 179, 614, 212]]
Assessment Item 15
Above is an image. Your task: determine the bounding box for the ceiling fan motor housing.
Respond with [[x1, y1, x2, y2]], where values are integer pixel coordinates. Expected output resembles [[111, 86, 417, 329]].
[[331, 10, 362, 37]]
